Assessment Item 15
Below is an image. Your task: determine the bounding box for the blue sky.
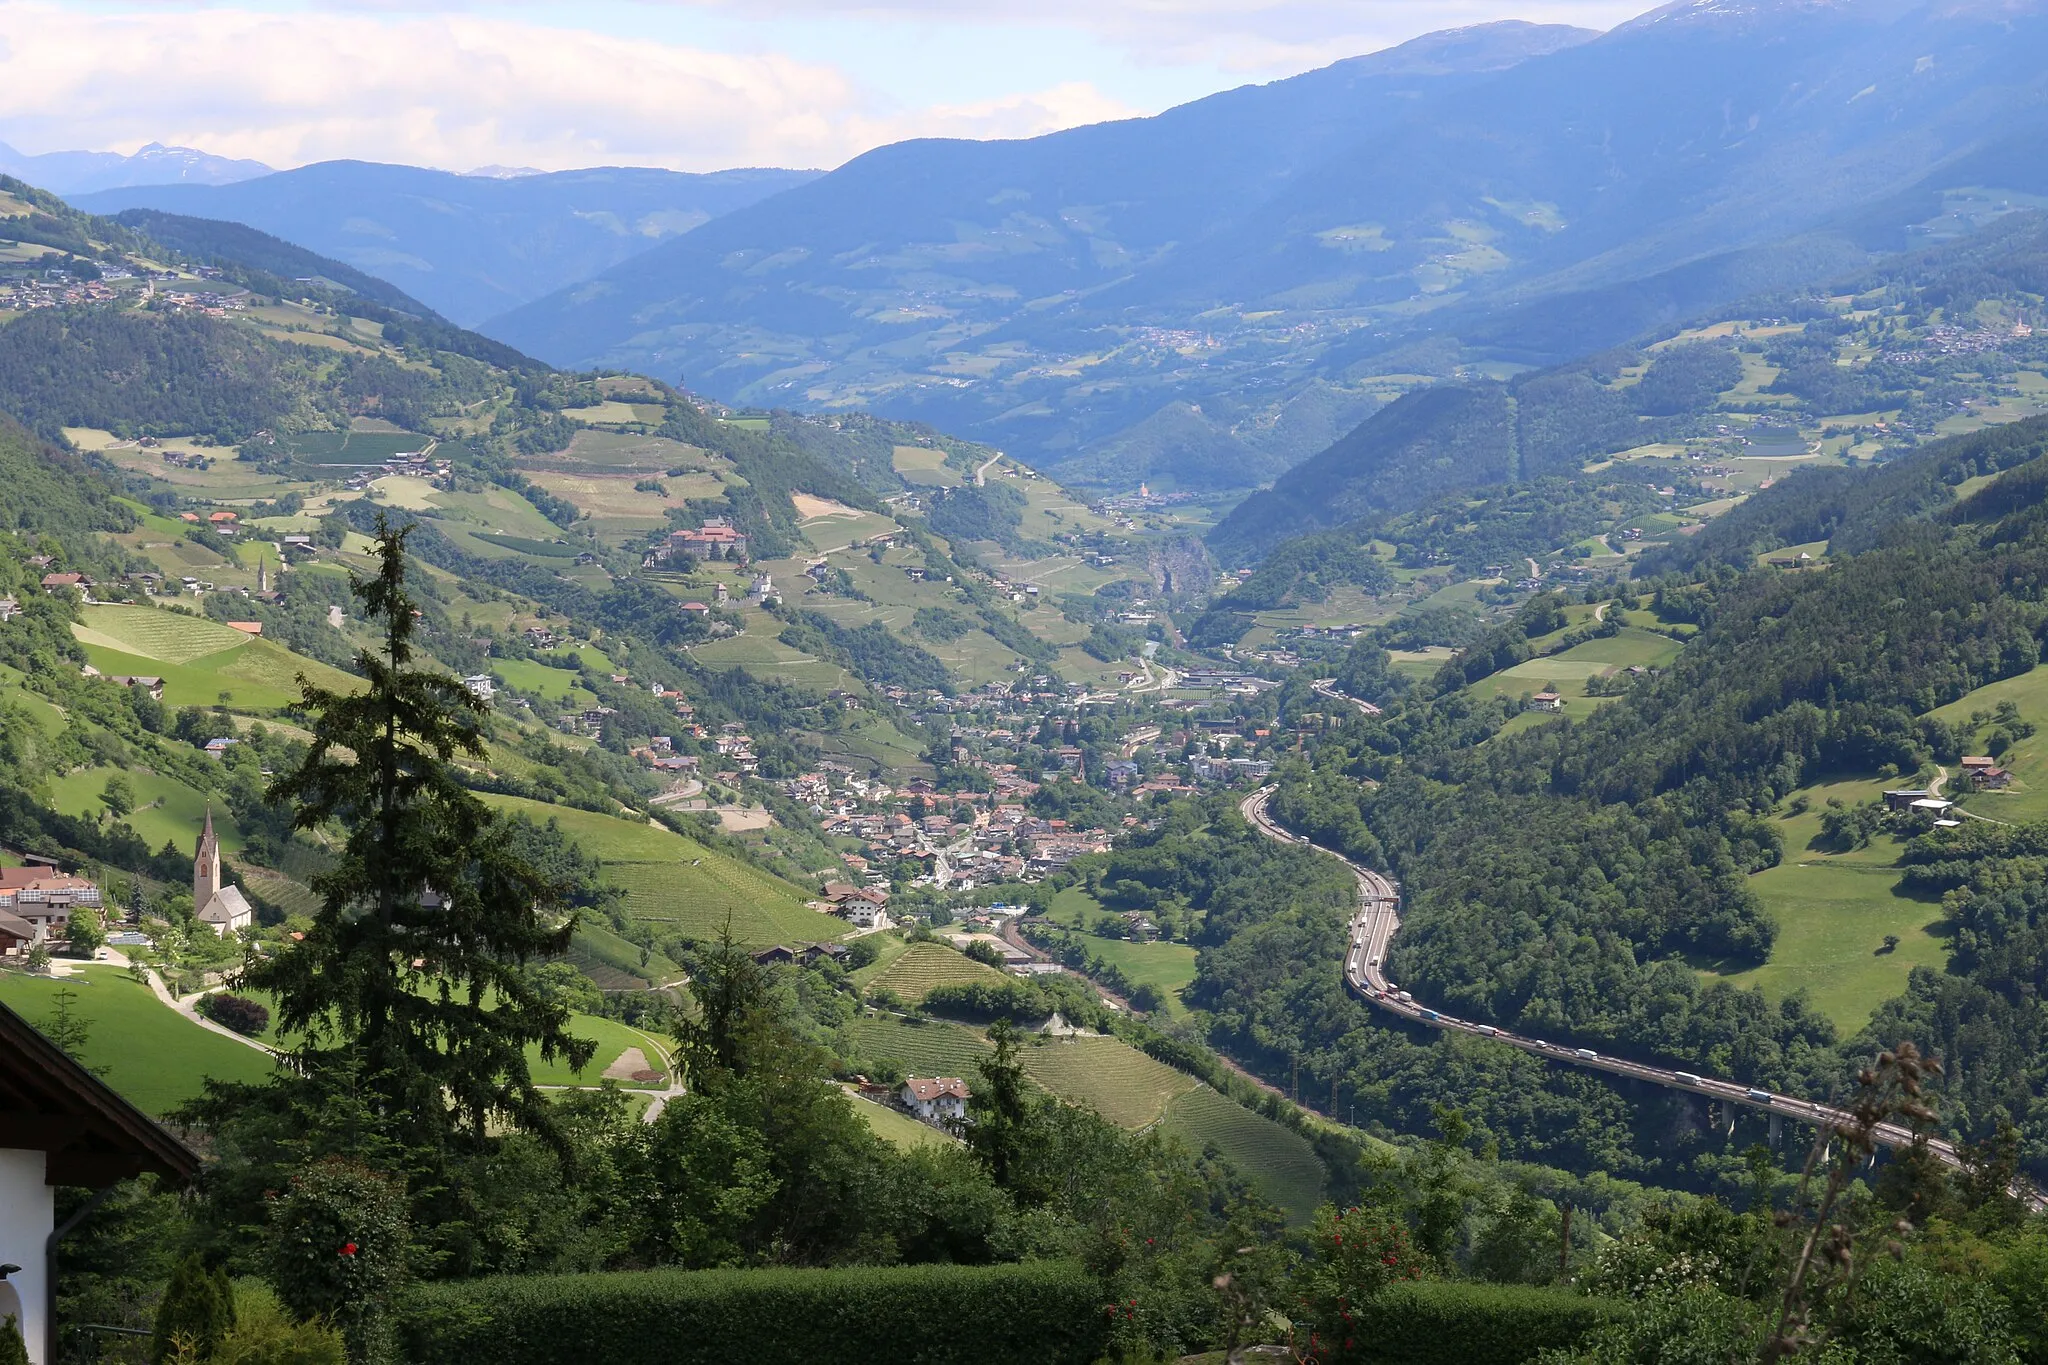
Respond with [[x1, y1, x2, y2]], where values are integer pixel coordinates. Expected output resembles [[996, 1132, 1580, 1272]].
[[0, 0, 1648, 172]]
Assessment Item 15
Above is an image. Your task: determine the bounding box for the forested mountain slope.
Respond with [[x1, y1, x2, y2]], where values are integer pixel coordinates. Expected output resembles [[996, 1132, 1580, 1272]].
[[1239, 415, 2048, 1180]]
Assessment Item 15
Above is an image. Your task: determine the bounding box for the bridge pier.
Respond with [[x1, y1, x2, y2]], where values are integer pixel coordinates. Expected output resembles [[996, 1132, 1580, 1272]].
[[1769, 1111, 1782, 1149]]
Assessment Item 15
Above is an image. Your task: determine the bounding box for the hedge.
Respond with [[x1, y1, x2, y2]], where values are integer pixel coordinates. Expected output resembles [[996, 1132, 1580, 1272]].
[[1348, 1282, 1622, 1364], [398, 1260, 1106, 1365]]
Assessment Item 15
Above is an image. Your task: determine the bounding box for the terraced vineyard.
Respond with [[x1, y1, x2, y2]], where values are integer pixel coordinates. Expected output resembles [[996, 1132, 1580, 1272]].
[[77, 604, 255, 662], [1017, 1036, 1198, 1128], [1160, 1086, 1326, 1225], [848, 1015, 993, 1077], [860, 941, 1009, 1004], [609, 862, 845, 945]]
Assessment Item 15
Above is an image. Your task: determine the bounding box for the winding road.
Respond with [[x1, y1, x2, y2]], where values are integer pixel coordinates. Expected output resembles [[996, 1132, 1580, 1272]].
[[1238, 786, 2038, 1198]]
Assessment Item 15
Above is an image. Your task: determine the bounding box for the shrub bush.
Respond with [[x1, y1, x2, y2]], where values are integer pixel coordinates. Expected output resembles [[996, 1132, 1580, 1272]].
[[200, 992, 271, 1037], [1337, 1282, 1622, 1364], [919, 979, 1049, 1023], [397, 1260, 1106, 1365]]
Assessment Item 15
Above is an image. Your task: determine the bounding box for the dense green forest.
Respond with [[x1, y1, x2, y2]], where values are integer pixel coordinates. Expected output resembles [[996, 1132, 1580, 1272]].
[[1246, 417, 2048, 1188]]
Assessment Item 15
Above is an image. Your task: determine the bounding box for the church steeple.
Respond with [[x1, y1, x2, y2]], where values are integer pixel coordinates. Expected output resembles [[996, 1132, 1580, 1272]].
[[194, 805, 221, 911]]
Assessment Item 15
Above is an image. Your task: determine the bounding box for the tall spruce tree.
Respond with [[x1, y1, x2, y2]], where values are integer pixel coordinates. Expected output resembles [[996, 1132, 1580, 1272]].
[[247, 517, 592, 1150]]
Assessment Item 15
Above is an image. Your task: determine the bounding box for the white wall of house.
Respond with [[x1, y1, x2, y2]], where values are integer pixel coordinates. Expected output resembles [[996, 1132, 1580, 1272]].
[[0, 1147, 52, 1362]]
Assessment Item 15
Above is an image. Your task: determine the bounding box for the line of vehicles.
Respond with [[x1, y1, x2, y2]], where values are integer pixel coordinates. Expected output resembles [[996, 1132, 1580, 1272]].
[[1241, 786, 2018, 1194]]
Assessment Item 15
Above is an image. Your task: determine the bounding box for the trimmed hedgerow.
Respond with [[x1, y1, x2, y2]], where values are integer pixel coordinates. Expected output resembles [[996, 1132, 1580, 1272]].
[[398, 1260, 1106, 1365], [1344, 1282, 1622, 1364]]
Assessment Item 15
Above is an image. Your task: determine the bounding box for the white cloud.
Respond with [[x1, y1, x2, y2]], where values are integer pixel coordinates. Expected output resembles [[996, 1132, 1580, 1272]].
[[602, 0, 1648, 73], [0, 2, 1142, 171]]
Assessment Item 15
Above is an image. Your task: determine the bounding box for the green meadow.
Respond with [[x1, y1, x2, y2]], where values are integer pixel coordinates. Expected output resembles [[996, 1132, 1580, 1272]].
[[0, 968, 273, 1114]]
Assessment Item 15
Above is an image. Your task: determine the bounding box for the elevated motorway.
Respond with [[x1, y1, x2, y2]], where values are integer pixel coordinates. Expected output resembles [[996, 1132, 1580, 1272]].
[[1237, 786, 2031, 1192]]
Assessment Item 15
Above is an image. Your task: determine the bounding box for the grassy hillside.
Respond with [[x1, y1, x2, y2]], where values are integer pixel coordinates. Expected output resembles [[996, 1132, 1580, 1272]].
[[479, 794, 838, 948], [0, 968, 273, 1114]]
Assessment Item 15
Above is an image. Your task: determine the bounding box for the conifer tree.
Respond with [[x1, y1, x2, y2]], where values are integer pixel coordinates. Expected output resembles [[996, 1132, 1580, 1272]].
[[246, 516, 592, 1151], [151, 1252, 234, 1364]]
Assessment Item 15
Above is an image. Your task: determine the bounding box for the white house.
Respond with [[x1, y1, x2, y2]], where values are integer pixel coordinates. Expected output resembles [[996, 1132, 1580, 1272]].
[[901, 1076, 970, 1127], [193, 808, 253, 936], [2, 998, 199, 1363], [462, 674, 496, 703]]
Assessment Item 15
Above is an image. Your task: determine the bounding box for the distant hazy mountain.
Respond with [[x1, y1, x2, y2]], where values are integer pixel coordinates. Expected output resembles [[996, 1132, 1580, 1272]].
[[70, 162, 821, 327], [0, 141, 271, 194], [482, 3, 2048, 492]]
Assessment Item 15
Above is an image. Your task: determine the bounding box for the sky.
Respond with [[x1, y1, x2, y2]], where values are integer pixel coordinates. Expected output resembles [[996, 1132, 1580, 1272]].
[[0, 0, 1650, 174]]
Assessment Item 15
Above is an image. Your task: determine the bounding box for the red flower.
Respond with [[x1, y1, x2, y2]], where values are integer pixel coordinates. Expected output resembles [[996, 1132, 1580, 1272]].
[[339, 1242, 358, 1257]]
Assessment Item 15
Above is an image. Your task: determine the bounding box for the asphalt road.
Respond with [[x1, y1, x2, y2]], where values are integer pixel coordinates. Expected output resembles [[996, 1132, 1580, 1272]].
[[1236, 786, 2039, 1200]]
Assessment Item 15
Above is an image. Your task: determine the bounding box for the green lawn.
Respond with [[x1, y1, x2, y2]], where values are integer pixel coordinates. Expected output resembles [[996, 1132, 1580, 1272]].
[[490, 657, 598, 707], [528, 1013, 672, 1090], [1075, 936, 1198, 1016], [846, 1090, 957, 1150], [1160, 1086, 1325, 1225], [1700, 776, 1948, 1031], [0, 967, 273, 1114]]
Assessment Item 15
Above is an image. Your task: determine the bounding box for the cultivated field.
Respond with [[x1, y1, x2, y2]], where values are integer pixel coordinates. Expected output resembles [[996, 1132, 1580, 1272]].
[[860, 941, 1011, 1004], [478, 794, 835, 947], [1015, 1035, 1197, 1128], [1159, 1086, 1326, 1224], [77, 604, 251, 663], [848, 1015, 993, 1077], [73, 633, 358, 712]]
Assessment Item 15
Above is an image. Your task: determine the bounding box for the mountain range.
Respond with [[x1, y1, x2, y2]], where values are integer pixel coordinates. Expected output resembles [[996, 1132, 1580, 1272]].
[[0, 140, 272, 194], [468, 0, 2048, 493], [70, 161, 821, 328]]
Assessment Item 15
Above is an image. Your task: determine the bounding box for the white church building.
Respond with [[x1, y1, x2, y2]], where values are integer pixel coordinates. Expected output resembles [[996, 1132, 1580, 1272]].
[[192, 808, 252, 936]]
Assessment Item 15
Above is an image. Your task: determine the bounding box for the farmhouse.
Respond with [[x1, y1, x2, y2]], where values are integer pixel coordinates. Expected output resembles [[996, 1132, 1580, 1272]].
[[1972, 766, 2013, 790], [900, 1076, 970, 1127], [1530, 692, 1565, 713], [1, 998, 200, 1363]]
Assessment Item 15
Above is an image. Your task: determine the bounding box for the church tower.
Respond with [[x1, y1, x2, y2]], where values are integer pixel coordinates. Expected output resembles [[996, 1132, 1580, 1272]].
[[194, 806, 222, 911]]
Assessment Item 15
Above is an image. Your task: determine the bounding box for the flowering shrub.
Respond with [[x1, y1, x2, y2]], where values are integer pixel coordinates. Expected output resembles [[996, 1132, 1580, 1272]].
[[1292, 1206, 1429, 1363], [266, 1158, 409, 1364]]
